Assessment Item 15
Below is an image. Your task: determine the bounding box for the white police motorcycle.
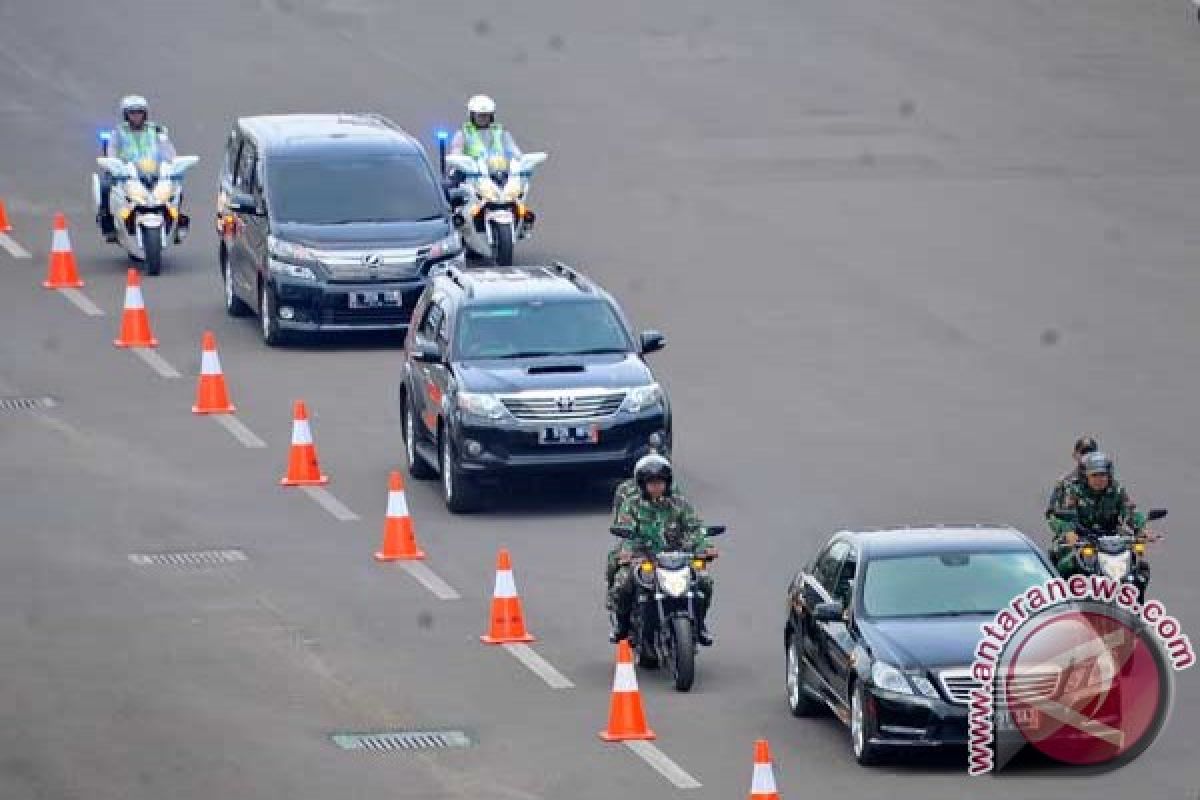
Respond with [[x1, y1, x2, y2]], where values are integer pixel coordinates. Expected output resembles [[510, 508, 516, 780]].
[[93, 152, 198, 275], [442, 151, 547, 266]]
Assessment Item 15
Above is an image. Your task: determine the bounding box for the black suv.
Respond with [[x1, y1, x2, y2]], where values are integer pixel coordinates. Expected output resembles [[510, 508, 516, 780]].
[[783, 526, 1057, 765], [216, 114, 465, 345], [399, 263, 671, 512]]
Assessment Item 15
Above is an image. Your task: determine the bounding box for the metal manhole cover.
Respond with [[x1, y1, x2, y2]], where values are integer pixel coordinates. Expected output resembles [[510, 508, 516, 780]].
[[128, 549, 249, 567], [331, 731, 472, 752], [0, 396, 56, 411]]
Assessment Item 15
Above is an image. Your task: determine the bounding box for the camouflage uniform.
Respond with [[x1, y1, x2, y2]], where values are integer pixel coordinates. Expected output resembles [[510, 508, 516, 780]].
[[1045, 466, 1084, 519], [1047, 478, 1145, 577], [607, 492, 713, 620], [604, 477, 688, 589]]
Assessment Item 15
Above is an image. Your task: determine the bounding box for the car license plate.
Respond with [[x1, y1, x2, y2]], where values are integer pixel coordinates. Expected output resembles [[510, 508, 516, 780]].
[[349, 290, 402, 309], [995, 707, 1038, 731], [539, 425, 598, 445]]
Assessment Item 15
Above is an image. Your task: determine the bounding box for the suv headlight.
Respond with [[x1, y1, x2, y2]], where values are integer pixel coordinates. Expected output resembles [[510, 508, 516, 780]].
[[268, 235, 319, 280], [425, 231, 462, 260], [456, 391, 509, 420], [621, 383, 663, 414], [871, 661, 914, 695]]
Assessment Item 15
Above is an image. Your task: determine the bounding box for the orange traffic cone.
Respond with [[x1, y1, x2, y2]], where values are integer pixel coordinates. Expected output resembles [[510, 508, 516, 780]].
[[480, 548, 535, 644], [0, 199, 12, 232], [748, 739, 780, 800], [280, 400, 329, 486], [113, 268, 158, 347], [192, 331, 236, 414], [599, 639, 656, 741], [375, 470, 426, 561], [42, 212, 84, 289]]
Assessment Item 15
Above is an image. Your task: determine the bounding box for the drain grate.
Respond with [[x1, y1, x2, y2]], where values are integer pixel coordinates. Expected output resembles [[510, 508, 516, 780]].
[[128, 549, 249, 567], [331, 731, 472, 752], [0, 396, 56, 411]]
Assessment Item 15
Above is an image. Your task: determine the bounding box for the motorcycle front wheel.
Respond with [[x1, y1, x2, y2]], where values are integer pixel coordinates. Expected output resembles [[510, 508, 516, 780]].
[[490, 221, 514, 266], [667, 616, 696, 692], [142, 225, 163, 275]]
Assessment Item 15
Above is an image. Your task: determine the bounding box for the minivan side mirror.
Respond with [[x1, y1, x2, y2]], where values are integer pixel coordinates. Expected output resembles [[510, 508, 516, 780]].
[[411, 339, 442, 364], [813, 601, 845, 623], [640, 330, 666, 355], [228, 189, 261, 215]]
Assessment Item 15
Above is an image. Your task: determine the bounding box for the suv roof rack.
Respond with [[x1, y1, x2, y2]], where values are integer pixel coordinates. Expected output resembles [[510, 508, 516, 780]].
[[547, 261, 594, 293], [439, 263, 473, 298]]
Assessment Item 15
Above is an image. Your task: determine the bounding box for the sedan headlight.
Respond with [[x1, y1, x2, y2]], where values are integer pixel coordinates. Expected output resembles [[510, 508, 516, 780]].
[[456, 391, 509, 420], [871, 661, 914, 695], [621, 383, 663, 414]]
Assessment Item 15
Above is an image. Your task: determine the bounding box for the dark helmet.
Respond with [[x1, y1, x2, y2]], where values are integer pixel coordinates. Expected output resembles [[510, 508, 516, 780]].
[[1074, 436, 1099, 457], [1082, 451, 1113, 477], [634, 453, 673, 495]]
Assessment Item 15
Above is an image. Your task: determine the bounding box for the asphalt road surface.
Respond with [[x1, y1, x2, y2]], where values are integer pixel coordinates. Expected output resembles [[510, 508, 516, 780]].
[[2, 0, 1199, 797]]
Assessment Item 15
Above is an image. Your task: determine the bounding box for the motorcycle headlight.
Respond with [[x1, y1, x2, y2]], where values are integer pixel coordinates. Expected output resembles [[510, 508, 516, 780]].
[[871, 661, 914, 695], [1098, 552, 1131, 581], [456, 391, 509, 420], [657, 568, 689, 598], [621, 383, 663, 414], [425, 231, 462, 260], [478, 181, 501, 202], [126, 182, 150, 203], [502, 181, 523, 201], [153, 182, 174, 203]]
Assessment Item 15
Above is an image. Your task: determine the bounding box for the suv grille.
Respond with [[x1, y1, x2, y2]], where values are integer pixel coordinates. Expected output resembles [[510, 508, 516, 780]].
[[938, 667, 1061, 707], [313, 247, 423, 282], [500, 390, 626, 421]]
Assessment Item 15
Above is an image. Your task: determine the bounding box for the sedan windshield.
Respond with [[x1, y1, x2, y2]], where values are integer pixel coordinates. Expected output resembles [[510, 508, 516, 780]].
[[455, 300, 631, 360], [861, 551, 1051, 619], [267, 154, 444, 224]]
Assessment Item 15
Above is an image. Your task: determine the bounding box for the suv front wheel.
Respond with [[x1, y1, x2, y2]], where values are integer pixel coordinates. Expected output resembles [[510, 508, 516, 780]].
[[440, 430, 481, 513], [402, 394, 436, 480]]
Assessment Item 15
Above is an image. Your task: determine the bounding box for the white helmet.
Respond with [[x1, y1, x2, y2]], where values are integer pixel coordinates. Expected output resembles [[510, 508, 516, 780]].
[[467, 94, 496, 115], [120, 94, 149, 115]]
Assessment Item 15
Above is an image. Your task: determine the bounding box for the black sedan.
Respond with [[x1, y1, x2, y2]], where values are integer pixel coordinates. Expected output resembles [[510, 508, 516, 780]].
[[783, 526, 1057, 765]]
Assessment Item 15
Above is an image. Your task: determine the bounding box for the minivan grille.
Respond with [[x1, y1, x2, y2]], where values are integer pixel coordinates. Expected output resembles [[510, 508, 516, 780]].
[[313, 247, 423, 282], [938, 667, 1061, 707], [500, 390, 626, 421]]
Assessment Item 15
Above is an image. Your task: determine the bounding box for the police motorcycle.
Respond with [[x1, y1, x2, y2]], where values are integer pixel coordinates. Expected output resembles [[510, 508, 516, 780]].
[[441, 149, 547, 267], [609, 524, 726, 692], [93, 143, 198, 275], [1052, 508, 1166, 603]]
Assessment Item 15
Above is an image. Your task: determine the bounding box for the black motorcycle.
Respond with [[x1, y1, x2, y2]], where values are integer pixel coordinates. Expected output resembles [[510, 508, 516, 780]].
[[609, 524, 726, 691], [1051, 508, 1166, 603]]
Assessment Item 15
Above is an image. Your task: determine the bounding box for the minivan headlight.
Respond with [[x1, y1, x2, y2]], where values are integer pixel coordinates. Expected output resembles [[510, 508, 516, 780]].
[[622, 383, 662, 414], [871, 661, 914, 695], [457, 391, 509, 420], [268, 235, 320, 265]]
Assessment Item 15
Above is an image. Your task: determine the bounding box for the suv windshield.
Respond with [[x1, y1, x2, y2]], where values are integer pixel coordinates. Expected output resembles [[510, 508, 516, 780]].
[[454, 299, 631, 360], [267, 153, 443, 224], [861, 550, 1050, 619]]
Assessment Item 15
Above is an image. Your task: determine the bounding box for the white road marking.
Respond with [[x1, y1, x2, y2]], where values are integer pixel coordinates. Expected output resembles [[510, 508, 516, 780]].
[[0, 233, 30, 258], [503, 643, 574, 689], [398, 561, 461, 600], [212, 414, 267, 448], [301, 486, 359, 521], [131, 348, 181, 378], [59, 288, 104, 316], [624, 741, 702, 789]]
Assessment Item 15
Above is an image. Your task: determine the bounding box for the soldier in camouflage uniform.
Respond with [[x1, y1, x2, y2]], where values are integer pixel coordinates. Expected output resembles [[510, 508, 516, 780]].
[[607, 455, 717, 645], [1045, 436, 1099, 521], [604, 455, 687, 590], [1047, 451, 1146, 577]]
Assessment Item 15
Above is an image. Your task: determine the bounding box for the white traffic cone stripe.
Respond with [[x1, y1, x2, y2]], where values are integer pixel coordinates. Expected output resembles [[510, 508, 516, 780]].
[[291, 418, 313, 445], [200, 349, 222, 375], [612, 661, 639, 692], [52, 228, 71, 252], [386, 490, 409, 518], [124, 285, 145, 310], [493, 568, 517, 599], [751, 763, 777, 793]]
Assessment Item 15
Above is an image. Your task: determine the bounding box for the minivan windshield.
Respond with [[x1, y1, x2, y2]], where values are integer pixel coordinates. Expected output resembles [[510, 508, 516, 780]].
[[860, 550, 1051, 619], [267, 153, 444, 224], [454, 300, 632, 360]]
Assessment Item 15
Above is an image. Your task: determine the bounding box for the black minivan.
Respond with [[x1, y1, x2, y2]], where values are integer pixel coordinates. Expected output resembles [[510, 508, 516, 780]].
[[216, 114, 465, 345]]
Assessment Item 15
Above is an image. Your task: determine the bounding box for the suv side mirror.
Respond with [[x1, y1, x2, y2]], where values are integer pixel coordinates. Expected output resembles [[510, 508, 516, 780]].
[[411, 339, 442, 364], [813, 601, 844, 623], [640, 330, 666, 355]]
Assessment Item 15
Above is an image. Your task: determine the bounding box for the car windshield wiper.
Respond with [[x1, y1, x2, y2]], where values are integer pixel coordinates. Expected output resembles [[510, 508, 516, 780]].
[[569, 347, 628, 355], [495, 350, 561, 359], [919, 610, 994, 618]]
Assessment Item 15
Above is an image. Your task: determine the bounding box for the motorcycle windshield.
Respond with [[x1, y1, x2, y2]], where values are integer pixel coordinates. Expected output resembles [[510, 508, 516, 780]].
[[655, 552, 690, 570]]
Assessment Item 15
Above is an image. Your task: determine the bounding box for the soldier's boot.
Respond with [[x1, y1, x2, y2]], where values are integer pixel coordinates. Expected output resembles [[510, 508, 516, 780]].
[[695, 601, 713, 646]]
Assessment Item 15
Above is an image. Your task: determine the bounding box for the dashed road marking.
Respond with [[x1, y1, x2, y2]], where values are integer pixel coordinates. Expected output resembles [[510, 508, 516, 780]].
[[131, 348, 181, 378], [624, 740, 702, 789], [301, 486, 360, 521], [0, 233, 30, 258], [398, 561, 461, 600], [59, 288, 104, 316], [503, 643, 574, 689], [212, 414, 267, 448]]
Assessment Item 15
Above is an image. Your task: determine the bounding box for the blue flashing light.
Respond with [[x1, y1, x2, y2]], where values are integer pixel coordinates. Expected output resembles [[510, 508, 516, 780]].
[[98, 130, 113, 143], [436, 129, 449, 142]]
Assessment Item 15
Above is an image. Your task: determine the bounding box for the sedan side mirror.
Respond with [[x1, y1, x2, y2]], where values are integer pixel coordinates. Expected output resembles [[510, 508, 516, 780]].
[[411, 339, 442, 364], [640, 330, 666, 355], [813, 601, 844, 623]]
